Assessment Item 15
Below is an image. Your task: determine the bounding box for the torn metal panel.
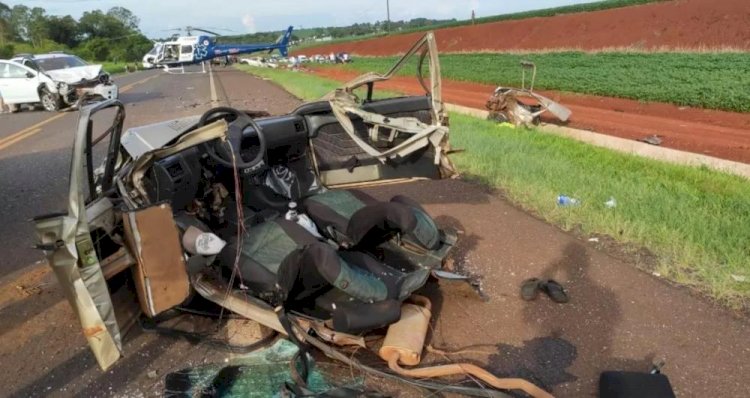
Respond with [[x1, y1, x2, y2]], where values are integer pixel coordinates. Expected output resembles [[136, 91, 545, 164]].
[[325, 33, 457, 178], [32, 100, 126, 370], [123, 203, 191, 317], [45, 65, 105, 83], [121, 115, 202, 158], [123, 119, 228, 205], [486, 87, 572, 127]]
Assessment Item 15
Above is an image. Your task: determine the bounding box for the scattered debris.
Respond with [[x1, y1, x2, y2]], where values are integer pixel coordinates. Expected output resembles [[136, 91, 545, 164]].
[[588, 237, 600, 243], [557, 195, 580, 206], [520, 278, 569, 304], [15, 282, 47, 297], [486, 61, 571, 127], [146, 370, 158, 379], [639, 134, 663, 145], [730, 274, 747, 283], [605, 197, 617, 208]]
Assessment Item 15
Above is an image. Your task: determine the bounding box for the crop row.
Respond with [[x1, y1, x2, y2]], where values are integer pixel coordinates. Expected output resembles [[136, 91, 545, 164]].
[[338, 52, 750, 113]]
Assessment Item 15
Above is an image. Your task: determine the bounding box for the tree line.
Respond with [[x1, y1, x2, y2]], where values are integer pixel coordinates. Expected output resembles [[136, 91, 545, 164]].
[[0, 3, 152, 62]]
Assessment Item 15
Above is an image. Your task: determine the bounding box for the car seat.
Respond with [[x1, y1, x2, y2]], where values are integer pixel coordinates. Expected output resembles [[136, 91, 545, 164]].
[[220, 217, 430, 334], [301, 189, 456, 269]]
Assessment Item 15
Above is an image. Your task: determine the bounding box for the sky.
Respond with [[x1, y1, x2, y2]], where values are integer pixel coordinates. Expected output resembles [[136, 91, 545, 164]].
[[7, 0, 598, 38]]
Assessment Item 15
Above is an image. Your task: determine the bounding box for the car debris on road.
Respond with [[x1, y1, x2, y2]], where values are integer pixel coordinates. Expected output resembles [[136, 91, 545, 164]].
[[31, 33, 553, 397], [486, 61, 571, 127]]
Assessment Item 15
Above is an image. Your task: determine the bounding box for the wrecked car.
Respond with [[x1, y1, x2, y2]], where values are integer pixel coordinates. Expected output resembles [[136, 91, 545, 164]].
[[486, 61, 571, 127], [33, 33, 551, 397], [3, 53, 118, 112]]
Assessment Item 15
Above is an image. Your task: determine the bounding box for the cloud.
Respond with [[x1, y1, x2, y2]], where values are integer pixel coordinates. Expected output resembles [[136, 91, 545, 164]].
[[241, 13, 257, 33]]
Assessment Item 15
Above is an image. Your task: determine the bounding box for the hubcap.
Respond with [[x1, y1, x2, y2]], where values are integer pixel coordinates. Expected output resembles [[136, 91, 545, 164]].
[[42, 94, 55, 111]]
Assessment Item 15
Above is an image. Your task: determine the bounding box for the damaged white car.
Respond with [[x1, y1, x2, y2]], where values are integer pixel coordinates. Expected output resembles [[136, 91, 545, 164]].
[[0, 53, 118, 112], [33, 34, 552, 398]]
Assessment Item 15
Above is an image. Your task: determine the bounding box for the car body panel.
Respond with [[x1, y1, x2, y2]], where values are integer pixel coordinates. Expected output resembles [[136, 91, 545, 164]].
[[34, 32, 452, 370], [3, 54, 118, 109], [45, 65, 104, 84], [0, 60, 43, 104]]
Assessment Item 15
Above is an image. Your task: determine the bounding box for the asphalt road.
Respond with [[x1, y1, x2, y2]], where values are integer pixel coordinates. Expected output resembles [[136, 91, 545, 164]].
[[0, 64, 298, 276]]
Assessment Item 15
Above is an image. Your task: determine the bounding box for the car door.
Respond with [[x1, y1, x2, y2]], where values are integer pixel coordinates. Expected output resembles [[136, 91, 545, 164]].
[[179, 44, 194, 63], [0, 62, 41, 104], [296, 33, 455, 187]]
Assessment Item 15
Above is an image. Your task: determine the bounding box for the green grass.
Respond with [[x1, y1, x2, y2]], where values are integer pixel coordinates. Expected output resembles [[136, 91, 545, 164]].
[[101, 62, 129, 74], [235, 64, 401, 100], [239, 65, 750, 308], [333, 52, 750, 112]]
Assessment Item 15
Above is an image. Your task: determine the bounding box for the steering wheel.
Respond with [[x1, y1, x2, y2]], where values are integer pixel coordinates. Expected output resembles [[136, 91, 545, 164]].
[[199, 107, 267, 175]]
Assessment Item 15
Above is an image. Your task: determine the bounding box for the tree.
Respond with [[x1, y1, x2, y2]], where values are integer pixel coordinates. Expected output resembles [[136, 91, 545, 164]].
[[0, 1, 10, 45], [78, 9, 129, 40], [9, 4, 30, 41], [27, 7, 50, 47], [107, 7, 139, 31], [46, 15, 79, 47]]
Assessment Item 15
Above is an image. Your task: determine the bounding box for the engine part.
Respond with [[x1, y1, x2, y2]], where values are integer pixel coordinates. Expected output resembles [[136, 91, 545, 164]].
[[378, 295, 554, 398], [379, 295, 432, 366]]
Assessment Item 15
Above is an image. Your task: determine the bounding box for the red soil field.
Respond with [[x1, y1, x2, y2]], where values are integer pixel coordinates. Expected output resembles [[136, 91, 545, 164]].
[[311, 67, 750, 164], [298, 0, 750, 55]]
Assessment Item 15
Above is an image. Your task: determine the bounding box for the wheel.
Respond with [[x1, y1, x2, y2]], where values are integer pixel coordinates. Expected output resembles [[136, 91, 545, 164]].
[[39, 88, 62, 112]]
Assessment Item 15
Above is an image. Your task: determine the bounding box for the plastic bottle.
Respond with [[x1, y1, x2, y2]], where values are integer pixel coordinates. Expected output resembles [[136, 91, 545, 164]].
[[285, 201, 299, 221], [286, 201, 323, 238], [557, 195, 580, 206]]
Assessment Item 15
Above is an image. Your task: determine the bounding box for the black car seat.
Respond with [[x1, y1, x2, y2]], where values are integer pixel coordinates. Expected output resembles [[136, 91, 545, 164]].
[[220, 217, 430, 334], [301, 189, 456, 269]]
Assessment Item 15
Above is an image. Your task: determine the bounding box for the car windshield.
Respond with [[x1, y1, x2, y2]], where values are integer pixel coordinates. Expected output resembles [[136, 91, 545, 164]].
[[35, 55, 88, 71]]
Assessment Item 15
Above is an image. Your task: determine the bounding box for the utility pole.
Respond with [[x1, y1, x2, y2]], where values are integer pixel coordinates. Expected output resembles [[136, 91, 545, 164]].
[[386, 0, 391, 33]]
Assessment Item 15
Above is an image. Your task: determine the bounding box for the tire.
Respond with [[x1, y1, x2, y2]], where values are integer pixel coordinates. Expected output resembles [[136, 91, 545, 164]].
[[39, 88, 62, 112]]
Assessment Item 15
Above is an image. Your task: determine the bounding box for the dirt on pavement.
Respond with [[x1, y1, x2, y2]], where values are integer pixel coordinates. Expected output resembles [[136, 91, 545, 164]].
[[300, 0, 750, 55], [361, 179, 750, 397], [312, 67, 750, 163]]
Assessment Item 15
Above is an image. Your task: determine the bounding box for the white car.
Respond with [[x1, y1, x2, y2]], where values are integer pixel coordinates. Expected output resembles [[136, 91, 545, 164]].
[[0, 53, 118, 112]]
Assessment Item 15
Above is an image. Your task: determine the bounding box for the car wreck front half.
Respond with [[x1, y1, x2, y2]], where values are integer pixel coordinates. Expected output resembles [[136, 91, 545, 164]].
[[32, 33, 553, 398]]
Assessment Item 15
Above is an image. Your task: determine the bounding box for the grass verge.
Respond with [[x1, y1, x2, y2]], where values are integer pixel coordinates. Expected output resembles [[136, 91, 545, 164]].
[[332, 52, 750, 113], [101, 62, 134, 75], [238, 65, 750, 308]]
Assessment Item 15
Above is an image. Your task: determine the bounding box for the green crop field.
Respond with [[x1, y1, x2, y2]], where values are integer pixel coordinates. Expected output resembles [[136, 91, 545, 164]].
[[333, 52, 750, 112]]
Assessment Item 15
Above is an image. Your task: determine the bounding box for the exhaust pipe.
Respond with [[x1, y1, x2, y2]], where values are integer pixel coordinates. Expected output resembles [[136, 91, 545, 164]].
[[379, 295, 554, 398]]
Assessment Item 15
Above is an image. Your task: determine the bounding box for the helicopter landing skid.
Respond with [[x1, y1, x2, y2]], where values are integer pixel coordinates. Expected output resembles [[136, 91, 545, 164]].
[[162, 62, 207, 75]]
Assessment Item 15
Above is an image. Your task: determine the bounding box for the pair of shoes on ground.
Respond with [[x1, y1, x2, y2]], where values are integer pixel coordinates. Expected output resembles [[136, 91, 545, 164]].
[[521, 278, 569, 303]]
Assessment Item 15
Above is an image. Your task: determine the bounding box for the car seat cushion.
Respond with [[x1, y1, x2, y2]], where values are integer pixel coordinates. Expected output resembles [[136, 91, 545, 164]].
[[302, 189, 375, 236], [304, 189, 441, 251]]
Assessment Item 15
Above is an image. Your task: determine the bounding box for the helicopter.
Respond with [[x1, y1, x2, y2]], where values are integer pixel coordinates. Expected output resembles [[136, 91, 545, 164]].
[[143, 26, 293, 73]]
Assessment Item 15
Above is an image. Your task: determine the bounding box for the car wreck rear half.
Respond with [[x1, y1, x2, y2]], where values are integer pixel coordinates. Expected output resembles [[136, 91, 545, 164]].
[[32, 33, 552, 397]]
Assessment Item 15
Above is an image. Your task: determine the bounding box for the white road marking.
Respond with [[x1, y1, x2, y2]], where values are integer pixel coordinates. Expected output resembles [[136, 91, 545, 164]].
[[208, 62, 219, 105]]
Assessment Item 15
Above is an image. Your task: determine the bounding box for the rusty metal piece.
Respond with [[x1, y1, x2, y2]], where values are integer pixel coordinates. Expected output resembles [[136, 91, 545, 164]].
[[486, 61, 571, 127]]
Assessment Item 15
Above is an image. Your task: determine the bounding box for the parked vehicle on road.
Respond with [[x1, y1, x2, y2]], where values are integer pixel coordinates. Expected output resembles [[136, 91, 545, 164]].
[[0, 53, 118, 112]]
